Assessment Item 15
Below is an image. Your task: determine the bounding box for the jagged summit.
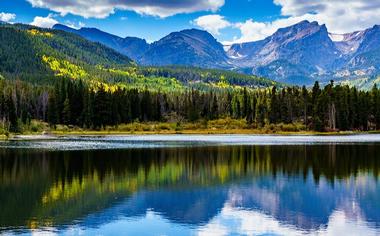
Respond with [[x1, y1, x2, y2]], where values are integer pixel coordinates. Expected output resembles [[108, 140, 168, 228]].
[[139, 28, 229, 68], [53, 21, 380, 85]]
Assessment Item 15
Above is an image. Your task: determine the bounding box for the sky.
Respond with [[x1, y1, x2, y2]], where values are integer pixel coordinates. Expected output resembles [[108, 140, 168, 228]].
[[1, 0, 380, 44]]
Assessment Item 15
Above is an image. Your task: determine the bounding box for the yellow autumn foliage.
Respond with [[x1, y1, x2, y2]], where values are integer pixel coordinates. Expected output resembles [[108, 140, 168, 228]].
[[89, 80, 120, 93], [42, 55, 88, 79], [27, 29, 53, 38]]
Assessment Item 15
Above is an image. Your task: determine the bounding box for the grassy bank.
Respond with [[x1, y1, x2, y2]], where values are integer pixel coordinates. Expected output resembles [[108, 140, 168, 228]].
[[51, 118, 309, 135], [0, 118, 374, 138]]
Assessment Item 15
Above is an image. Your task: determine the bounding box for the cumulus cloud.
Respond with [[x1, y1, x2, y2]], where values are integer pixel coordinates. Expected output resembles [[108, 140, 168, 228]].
[[196, 0, 380, 44], [230, 14, 317, 43], [0, 12, 16, 22], [26, 0, 225, 18], [195, 14, 315, 43], [193, 14, 231, 35], [64, 21, 85, 29], [30, 14, 58, 28], [274, 0, 380, 34]]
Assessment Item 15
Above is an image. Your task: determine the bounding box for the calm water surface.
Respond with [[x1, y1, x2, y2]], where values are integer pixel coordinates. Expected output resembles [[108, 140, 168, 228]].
[[1, 135, 380, 235]]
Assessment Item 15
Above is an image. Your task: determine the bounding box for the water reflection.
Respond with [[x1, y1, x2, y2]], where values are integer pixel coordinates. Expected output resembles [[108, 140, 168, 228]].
[[0, 144, 380, 235]]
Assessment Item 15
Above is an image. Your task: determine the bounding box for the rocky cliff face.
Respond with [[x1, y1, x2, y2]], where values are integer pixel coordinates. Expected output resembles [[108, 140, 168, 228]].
[[139, 29, 230, 69], [228, 21, 341, 84]]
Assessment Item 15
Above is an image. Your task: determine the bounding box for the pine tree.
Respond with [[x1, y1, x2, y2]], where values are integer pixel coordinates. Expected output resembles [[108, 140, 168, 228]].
[[141, 89, 152, 121], [312, 81, 324, 131], [94, 85, 110, 128], [269, 86, 279, 123], [242, 88, 249, 118], [211, 94, 219, 120], [371, 85, 380, 129], [7, 96, 18, 133], [154, 95, 162, 121], [47, 94, 58, 125], [227, 92, 233, 117], [62, 96, 71, 125], [301, 86, 309, 126], [82, 91, 94, 129]]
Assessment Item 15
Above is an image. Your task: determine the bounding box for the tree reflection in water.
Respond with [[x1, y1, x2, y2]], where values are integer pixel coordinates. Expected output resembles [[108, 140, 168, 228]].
[[0, 144, 379, 233]]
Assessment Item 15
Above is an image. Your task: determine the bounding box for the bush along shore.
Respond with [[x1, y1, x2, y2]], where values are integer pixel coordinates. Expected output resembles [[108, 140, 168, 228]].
[[0, 119, 376, 140], [2, 77, 380, 137]]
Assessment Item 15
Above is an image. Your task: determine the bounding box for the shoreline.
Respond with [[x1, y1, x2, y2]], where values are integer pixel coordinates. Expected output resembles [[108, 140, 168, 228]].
[[2, 129, 380, 141], [3, 119, 379, 140]]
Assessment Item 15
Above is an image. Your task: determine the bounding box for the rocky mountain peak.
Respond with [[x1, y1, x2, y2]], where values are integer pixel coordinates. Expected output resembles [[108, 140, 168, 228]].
[[52, 21, 380, 86]]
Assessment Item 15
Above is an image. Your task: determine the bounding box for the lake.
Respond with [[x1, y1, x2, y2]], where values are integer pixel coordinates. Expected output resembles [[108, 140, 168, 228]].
[[1, 135, 380, 235]]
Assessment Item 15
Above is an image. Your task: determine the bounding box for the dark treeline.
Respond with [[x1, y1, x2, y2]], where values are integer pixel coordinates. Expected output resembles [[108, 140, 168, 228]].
[[0, 79, 48, 133], [2, 78, 380, 132], [137, 66, 275, 88]]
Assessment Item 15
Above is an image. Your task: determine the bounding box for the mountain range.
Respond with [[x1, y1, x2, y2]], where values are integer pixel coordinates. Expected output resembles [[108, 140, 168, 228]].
[[54, 21, 380, 86], [53, 24, 230, 69], [0, 23, 275, 90]]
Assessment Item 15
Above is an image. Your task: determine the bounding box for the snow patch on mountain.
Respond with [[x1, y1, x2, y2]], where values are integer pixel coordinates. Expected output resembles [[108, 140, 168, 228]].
[[329, 33, 345, 42]]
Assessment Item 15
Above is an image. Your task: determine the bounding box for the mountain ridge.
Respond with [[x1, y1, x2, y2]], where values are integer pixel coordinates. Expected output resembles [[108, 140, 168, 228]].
[[228, 20, 341, 84], [53, 21, 380, 86], [139, 28, 229, 69], [53, 24, 150, 61], [0, 23, 276, 90]]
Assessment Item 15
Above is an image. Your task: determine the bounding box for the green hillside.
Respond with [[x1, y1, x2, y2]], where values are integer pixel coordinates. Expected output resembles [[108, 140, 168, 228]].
[[0, 23, 277, 91], [0, 24, 132, 82]]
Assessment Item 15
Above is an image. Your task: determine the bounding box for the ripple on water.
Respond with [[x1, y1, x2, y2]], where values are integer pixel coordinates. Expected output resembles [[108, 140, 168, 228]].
[[1, 134, 380, 150]]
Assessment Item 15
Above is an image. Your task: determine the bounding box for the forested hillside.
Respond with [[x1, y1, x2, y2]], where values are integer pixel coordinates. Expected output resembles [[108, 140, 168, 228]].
[[0, 23, 275, 91], [0, 24, 133, 84]]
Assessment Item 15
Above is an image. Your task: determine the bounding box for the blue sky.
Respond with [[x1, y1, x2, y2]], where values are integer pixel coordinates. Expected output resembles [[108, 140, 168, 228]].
[[1, 0, 380, 44]]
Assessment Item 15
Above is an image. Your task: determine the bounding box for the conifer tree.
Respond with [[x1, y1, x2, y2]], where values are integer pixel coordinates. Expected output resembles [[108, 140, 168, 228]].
[[62, 96, 71, 125]]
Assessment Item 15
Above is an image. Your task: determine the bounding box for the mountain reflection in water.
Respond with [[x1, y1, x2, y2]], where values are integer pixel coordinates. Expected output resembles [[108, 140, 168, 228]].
[[0, 144, 380, 235]]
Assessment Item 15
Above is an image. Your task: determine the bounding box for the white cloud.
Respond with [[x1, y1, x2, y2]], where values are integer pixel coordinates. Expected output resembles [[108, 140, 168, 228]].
[[274, 0, 380, 34], [26, 0, 225, 18], [0, 12, 16, 22], [229, 14, 316, 43], [196, 0, 380, 44], [30, 14, 59, 28], [64, 21, 85, 29], [200, 205, 380, 236], [194, 14, 315, 44], [193, 14, 231, 35]]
